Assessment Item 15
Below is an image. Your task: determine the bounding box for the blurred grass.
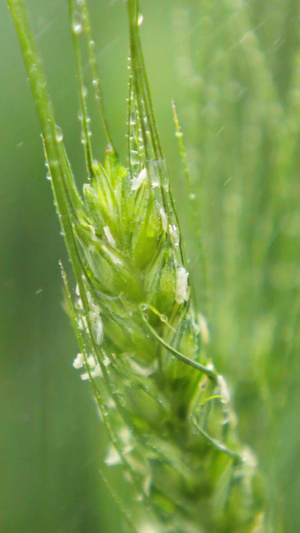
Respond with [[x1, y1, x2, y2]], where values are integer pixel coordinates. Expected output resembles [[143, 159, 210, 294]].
[[172, 2, 300, 531], [1, 0, 300, 531]]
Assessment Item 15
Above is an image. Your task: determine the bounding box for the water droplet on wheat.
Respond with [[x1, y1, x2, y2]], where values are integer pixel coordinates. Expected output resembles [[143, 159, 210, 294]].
[[151, 179, 159, 188], [102, 404, 109, 417], [72, 11, 83, 35], [55, 125, 63, 142], [117, 394, 126, 407]]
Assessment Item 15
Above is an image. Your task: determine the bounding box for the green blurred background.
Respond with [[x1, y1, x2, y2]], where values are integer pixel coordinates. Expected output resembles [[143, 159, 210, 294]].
[[1, 0, 300, 531]]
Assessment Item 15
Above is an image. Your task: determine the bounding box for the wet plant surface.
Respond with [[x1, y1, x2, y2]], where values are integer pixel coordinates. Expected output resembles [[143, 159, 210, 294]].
[[2, 0, 300, 531]]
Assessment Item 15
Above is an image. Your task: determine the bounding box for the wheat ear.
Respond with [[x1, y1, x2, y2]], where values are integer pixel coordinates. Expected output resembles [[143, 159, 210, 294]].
[[7, 0, 265, 530]]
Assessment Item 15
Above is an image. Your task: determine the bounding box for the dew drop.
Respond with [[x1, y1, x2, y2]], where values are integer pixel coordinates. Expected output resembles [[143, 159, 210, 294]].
[[138, 13, 144, 26], [72, 11, 83, 35], [139, 303, 148, 311], [169, 224, 179, 246], [102, 404, 109, 417], [160, 315, 168, 323], [46, 174, 52, 181], [55, 125, 63, 142], [117, 394, 126, 407]]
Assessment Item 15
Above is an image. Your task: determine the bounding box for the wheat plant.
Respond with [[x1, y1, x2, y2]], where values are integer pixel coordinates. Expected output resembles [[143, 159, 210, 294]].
[[7, 0, 266, 531]]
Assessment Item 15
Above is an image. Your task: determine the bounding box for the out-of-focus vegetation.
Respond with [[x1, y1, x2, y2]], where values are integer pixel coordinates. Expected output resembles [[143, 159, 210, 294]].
[[172, 3, 300, 531], [1, 0, 299, 531]]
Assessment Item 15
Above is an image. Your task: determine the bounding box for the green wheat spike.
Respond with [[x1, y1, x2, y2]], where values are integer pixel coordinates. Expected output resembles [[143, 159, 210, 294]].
[[7, 0, 266, 530]]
